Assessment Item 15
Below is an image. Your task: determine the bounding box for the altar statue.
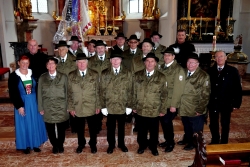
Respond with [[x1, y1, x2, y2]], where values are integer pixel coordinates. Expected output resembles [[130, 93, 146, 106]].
[[215, 21, 223, 37], [143, 0, 156, 18], [19, 0, 33, 19], [191, 19, 198, 34]]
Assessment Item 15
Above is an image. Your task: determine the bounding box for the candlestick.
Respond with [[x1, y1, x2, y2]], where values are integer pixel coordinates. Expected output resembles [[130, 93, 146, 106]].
[[228, 16, 229, 26], [212, 36, 216, 51], [104, 8, 109, 35], [189, 17, 191, 27], [111, 6, 117, 36], [215, 16, 217, 27], [113, 6, 114, 19]]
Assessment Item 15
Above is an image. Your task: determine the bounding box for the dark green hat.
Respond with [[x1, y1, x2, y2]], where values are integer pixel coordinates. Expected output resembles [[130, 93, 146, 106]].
[[150, 31, 163, 38], [75, 53, 90, 60], [56, 41, 70, 48], [161, 47, 175, 55], [69, 36, 82, 42], [109, 48, 124, 59], [187, 52, 200, 62], [142, 53, 159, 62], [95, 40, 107, 47], [141, 38, 155, 47], [114, 32, 127, 39], [127, 34, 140, 41]]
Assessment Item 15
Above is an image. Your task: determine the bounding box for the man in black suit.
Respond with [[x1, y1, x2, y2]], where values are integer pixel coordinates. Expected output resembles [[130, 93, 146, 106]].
[[207, 50, 242, 144], [25, 39, 48, 82], [169, 29, 195, 68]]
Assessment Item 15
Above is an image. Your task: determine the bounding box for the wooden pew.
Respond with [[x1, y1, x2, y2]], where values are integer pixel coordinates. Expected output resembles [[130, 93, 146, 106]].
[[189, 132, 250, 167]]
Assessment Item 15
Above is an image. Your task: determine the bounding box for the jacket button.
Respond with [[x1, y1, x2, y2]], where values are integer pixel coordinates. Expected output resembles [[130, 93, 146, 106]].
[[216, 84, 218, 86], [215, 97, 217, 99]]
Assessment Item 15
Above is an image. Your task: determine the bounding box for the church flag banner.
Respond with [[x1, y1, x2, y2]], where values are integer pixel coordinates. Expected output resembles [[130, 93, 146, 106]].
[[53, 0, 92, 44]]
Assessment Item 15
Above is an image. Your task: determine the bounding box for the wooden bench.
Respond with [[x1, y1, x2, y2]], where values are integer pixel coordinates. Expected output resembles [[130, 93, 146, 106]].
[[189, 132, 250, 167], [0, 68, 10, 80]]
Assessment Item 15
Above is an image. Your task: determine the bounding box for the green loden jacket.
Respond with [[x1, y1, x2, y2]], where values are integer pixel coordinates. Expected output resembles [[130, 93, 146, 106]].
[[159, 60, 186, 109], [56, 54, 77, 76], [122, 48, 142, 71], [153, 44, 166, 65], [100, 66, 133, 114], [88, 52, 111, 77], [38, 71, 69, 123], [133, 69, 168, 117], [179, 67, 211, 117], [67, 68, 101, 117]]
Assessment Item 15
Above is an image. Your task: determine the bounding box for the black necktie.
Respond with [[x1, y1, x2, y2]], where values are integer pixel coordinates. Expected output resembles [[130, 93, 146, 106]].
[[51, 75, 55, 79], [115, 69, 118, 75], [188, 72, 191, 77], [61, 59, 64, 63], [82, 72, 85, 78], [132, 51, 135, 54], [147, 72, 150, 78], [90, 53, 92, 57], [218, 68, 222, 71], [100, 56, 103, 61]]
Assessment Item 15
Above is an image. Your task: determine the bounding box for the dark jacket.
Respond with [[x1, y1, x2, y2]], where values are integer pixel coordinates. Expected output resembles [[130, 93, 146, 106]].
[[68, 48, 83, 57], [88, 52, 111, 77], [207, 63, 242, 111], [25, 52, 48, 82], [8, 71, 35, 110], [153, 44, 166, 65], [169, 41, 195, 68]]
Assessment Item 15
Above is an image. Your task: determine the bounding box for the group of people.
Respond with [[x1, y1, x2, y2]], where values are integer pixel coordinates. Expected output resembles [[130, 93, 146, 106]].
[[8, 29, 242, 157]]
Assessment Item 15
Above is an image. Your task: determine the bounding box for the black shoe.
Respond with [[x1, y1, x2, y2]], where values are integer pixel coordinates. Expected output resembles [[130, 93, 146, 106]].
[[91, 146, 97, 154], [137, 148, 144, 154], [107, 147, 114, 154], [76, 146, 84, 153], [177, 140, 187, 145], [150, 149, 159, 156], [164, 144, 175, 152], [58, 147, 64, 153], [52, 147, 58, 154], [183, 144, 195, 150], [159, 141, 168, 147], [33, 147, 41, 152], [118, 145, 128, 152], [23, 148, 30, 154]]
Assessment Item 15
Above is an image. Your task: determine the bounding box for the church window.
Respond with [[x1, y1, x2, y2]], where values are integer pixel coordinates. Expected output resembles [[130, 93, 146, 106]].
[[129, 0, 143, 13], [31, 0, 48, 13]]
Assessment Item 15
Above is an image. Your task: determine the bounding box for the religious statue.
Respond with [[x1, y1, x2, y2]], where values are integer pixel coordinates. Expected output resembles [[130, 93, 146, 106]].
[[121, 11, 126, 20], [190, 19, 198, 34], [227, 25, 233, 36], [143, 0, 156, 19], [215, 21, 223, 37], [18, 0, 33, 19]]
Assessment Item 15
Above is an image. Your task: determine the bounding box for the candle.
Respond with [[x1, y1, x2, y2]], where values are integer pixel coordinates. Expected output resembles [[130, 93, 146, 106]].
[[215, 16, 217, 27], [213, 36, 216, 51], [228, 16, 229, 26], [113, 6, 114, 19], [200, 16, 202, 26]]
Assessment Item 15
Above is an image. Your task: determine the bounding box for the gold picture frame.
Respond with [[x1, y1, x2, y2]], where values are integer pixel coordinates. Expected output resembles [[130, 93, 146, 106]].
[[187, 0, 221, 19]]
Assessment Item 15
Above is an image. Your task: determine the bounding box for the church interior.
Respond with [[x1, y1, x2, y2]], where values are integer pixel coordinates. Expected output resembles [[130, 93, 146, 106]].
[[1, 0, 250, 166]]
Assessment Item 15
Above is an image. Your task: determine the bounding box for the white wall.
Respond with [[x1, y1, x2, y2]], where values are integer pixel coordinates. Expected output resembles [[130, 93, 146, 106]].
[[233, 0, 250, 72]]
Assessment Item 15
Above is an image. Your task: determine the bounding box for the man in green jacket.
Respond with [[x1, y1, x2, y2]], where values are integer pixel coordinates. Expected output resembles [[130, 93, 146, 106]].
[[68, 53, 101, 154], [131, 38, 155, 73], [67, 36, 83, 57], [151, 31, 166, 65], [179, 53, 210, 150], [158, 47, 186, 152], [122, 34, 142, 71], [38, 56, 69, 154], [88, 40, 111, 133], [133, 53, 168, 156], [56, 40, 77, 133], [100, 49, 133, 154]]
